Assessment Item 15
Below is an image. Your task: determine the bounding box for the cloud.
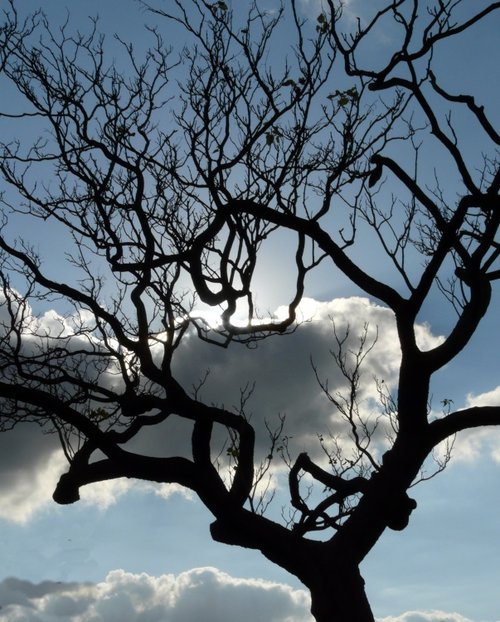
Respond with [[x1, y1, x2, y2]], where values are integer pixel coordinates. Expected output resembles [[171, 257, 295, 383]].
[[0, 426, 193, 523], [0, 570, 484, 622], [299, 0, 354, 11], [378, 612, 475, 622], [443, 386, 500, 464], [0, 295, 446, 522], [0, 424, 64, 524], [466, 386, 500, 409], [0, 425, 136, 523], [170, 296, 441, 461], [298, 0, 359, 23], [0, 568, 313, 622]]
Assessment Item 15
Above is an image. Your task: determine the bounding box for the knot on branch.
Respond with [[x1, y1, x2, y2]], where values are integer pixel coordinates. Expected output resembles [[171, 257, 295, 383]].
[[455, 266, 476, 287], [368, 154, 383, 187], [386, 492, 417, 531], [210, 516, 254, 549], [53, 472, 80, 505]]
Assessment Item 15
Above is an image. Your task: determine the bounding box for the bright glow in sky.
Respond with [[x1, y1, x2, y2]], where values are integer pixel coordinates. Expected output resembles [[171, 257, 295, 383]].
[[0, 1, 499, 621]]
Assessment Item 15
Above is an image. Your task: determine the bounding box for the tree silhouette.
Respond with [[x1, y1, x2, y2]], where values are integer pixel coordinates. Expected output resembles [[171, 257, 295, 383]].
[[0, 1, 499, 620]]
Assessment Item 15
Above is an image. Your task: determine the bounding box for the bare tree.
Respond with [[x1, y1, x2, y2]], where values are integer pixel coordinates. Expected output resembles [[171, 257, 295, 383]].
[[0, 1, 499, 620]]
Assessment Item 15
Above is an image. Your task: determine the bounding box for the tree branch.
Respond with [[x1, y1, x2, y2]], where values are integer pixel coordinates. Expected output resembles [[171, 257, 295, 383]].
[[428, 405, 500, 447]]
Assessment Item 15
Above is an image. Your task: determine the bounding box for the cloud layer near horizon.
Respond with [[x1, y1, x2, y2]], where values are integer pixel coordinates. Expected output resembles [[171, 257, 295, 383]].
[[0, 567, 482, 622]]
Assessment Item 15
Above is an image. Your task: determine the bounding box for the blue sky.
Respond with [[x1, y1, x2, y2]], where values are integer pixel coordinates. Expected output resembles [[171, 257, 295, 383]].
[[0, 1, 499, 621]]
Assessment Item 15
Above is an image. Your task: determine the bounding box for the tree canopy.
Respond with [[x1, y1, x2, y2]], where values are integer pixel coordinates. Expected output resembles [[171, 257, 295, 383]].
[[0, 1, 499, 621]]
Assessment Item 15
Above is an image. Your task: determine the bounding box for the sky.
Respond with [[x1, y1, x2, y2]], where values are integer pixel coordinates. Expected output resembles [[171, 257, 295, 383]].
[[0, 1, 499, 621]]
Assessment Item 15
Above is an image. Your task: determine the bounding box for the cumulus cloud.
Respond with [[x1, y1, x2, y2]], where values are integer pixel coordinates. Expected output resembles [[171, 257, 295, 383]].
[[0, 427, 193, 524], [79, 479, 193, 509], [378, 611, 475, 622], [0, 295, 447, 522], [0, 424, 64, 523], [444, 386, 500, 464], [169, 296, 441, 463], [0, 428, 135, 523], [0, 569, 483, 622], [0, 568, 313, 622], [0, 291, 185, 522], [466, 386, 500, 409]]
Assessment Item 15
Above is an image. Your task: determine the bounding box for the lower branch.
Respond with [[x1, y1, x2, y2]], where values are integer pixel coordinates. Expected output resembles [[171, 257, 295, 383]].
[[428, 405, 500, 447], [53, 452, 200, 504]]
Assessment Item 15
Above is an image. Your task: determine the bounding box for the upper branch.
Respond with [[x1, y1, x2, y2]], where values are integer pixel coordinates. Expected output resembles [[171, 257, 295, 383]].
[[228, 200, 405, 311], [428, 71, 500, 146]]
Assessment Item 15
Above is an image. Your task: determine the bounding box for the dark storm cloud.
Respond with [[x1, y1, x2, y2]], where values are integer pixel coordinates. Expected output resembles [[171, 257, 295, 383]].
[[0, 423, 64, 522], [167, 297, 411, 460], [0, 296, 444, 521]]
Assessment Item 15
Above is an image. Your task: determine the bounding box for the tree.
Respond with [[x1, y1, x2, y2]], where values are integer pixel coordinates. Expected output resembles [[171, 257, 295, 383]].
[[0, 1, 499, 620]]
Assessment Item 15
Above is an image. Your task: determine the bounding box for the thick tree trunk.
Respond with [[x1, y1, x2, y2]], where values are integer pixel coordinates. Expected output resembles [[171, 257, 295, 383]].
[[308, 565, 375, 622], [210, 508, 378, 621]]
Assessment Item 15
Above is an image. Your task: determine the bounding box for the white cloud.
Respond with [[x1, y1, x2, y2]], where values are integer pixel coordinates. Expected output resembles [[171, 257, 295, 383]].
[[0, 568, 313, 622], [377, 611, 475, 622], [0, 442, 194, 525], [0, 570, 485, 622], [77, 477, 136, 511], [298, 0, 358, 23], [441, 385, 500, 464], [466, 386, 500, 409], [299, 0, 354, 11], [141, 481, 195, 502]]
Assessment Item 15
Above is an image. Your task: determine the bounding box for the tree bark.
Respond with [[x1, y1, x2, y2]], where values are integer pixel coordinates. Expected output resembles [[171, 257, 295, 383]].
[[308, 565, 375, 622]]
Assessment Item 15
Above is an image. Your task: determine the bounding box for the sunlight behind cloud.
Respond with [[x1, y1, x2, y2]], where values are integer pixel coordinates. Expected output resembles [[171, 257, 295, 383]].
[[0, 295, 450, 523]]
